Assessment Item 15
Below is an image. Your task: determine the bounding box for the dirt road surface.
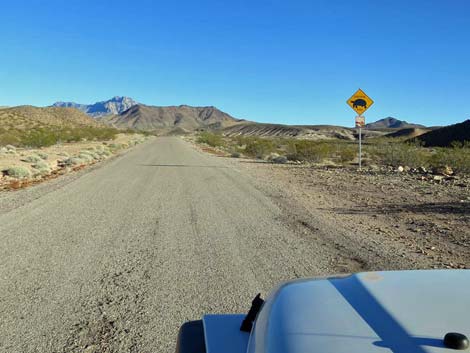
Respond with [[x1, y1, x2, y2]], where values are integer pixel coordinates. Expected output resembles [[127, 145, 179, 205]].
[[0, 137, 443, 353]]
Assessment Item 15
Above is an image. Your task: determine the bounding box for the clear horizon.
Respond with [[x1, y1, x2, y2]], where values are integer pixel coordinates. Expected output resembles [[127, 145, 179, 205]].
[[1, 0, 469, 127]]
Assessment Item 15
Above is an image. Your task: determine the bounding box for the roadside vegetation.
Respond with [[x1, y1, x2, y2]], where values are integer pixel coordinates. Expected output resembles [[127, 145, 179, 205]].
[[195, 132, 470, 174], [0, 126, 120, 148], [0, 135, 150, 188]]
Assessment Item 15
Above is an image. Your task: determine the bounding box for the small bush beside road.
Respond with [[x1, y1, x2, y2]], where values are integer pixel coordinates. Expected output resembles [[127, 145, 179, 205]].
[[197, 132, 225, 147], [6, 166, 32, 179]]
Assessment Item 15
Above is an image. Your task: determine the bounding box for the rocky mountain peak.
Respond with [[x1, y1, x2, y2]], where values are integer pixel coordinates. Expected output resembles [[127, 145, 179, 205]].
[[52, 96, 138, 117]]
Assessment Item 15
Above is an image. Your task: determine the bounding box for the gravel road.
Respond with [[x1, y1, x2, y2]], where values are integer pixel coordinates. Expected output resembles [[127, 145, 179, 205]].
[[0, 137, 414, 353]]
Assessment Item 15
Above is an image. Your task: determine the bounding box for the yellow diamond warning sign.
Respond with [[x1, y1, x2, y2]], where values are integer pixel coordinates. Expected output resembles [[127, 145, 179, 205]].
[[347, 89, 374, 115]]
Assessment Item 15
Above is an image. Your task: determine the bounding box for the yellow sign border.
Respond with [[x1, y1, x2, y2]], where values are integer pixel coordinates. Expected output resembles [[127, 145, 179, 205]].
[[347, 89, 374, 115]]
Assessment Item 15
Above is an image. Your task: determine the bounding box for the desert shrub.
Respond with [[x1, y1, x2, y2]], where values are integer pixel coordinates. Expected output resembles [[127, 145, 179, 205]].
[[63, 127, 118, 143], [335, 144, 356, 163], [6, 166, 31, 179], [0, 133, 20, 146], [37, 152, 48, 160], [62, 157, 85, 166], [32, 161, 51, 176], [430, 144, 470, 174], [78, 153, 94, 163], [22, 155, 42, 163], [97, 149, 112, 157], [22, 129, 58, 147], [233, 135, 251, 147], [244, 138, 275, 158], [272, 155, 288, 164], [108, 143, 124, 150], [79, 150, 100, 160], [285, 140, 331, 162], [32, 160, 49, 169], [367, 141, 429, 168], [197, 132, 224, 147]]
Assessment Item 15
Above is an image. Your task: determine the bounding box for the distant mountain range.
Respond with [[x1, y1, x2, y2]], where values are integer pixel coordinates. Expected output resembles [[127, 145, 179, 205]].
[[365, 117, 425, 129], [98, 104, 243, 132], [52, 96, 137, 117], [49, 96, 441, 139], [51, 97, 242, 132]]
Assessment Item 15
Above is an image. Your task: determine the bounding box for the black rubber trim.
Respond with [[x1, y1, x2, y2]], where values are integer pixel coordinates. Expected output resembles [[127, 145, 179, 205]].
[[175, 320, 207, 353]]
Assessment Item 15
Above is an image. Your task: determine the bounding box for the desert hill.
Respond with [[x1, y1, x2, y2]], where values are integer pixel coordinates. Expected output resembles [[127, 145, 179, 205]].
[[0, 106, 100, 129], [385, 128, 431, 139], [222, 122, 386, 140], [0, 106, 111, 146], [99, 104, 242, 131], [366, 117, 425, 129], [414, 119, 470, 147]]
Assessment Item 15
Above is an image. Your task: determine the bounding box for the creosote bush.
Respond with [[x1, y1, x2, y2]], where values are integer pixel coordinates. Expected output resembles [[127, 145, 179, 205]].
[[244, 139, 275, 159], [366, 141, 428, 167], [197, 132, 225, 147]]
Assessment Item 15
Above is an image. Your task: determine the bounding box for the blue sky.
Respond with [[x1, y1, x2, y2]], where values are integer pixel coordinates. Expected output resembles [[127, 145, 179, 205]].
[[0, 0, 469, 127]]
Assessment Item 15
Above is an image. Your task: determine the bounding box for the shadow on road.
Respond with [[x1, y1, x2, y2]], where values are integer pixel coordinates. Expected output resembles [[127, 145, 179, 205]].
[[331, 202, 469, 215], [138, 164, 228, 168]]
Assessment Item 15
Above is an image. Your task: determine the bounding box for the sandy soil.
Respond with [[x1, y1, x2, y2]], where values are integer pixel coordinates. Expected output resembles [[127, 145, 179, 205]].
[[229, 160, 470, 269]]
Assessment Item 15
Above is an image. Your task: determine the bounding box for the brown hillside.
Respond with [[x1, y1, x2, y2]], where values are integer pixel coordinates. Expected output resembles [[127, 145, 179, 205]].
[[414, 119, 470, 147], [99, 104, 241, 131], [223, 122, 388, 140], [0, 106, 100, 130], [385, 128, 430, 139]]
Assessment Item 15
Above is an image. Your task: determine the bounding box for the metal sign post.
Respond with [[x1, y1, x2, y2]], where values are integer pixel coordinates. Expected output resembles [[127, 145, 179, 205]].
[[355, 115, 365, 169], [347, 89, 373, 170], [358, 124, 362, 170]]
